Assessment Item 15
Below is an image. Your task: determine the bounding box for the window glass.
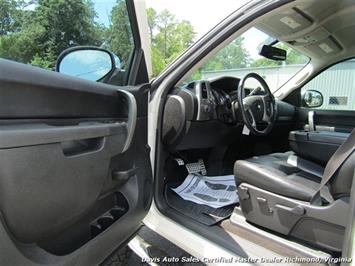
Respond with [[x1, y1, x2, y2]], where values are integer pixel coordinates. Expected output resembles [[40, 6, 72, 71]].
[[0, 0, 134, 83], [186, 27, 309, 92], [301, 59, 355, 111], [146, 0, 251, 78]]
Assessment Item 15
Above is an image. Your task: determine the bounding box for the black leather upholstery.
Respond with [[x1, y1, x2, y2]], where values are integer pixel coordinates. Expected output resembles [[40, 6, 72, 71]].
[[235, 130, 355, 252], [329, 146, 355, 199], [234, 152, 324, 201]]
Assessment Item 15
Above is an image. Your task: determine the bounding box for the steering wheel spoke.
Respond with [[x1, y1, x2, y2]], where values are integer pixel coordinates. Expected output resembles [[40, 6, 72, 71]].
[[246, 109, 257, 127], [261, 95, 273, 123], [242, 100, 251, 111]]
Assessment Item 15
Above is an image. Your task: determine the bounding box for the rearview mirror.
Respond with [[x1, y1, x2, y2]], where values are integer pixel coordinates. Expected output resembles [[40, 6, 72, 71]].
[[56, 47, 116, 81], [259, 45, 287, 61], [302, 90, 323, 108]]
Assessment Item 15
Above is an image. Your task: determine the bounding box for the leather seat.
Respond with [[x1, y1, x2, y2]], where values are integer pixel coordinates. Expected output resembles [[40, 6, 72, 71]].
[[234, 152, 326, 201], [234, 130, 355, 252], [235, 130, 355, 202]]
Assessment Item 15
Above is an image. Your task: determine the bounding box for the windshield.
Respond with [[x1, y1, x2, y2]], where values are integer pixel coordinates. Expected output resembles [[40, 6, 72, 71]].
[[186, 28, 309, 92]]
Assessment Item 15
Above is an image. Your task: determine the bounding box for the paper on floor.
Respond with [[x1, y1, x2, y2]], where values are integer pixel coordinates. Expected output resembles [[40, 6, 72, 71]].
[[171, 174, 239, 208]]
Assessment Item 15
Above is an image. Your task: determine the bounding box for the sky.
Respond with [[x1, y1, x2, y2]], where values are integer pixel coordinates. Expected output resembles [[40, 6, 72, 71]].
[[144, 0, 271, 58], [144, 0, 251, 39], [93, 0, 251, 39], [93, 0, 267, 57], [27, 0, 266, 58]]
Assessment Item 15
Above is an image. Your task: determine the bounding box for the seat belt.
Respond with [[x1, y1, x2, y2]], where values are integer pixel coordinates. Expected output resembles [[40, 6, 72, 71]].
[[311, 128, 355, 204]]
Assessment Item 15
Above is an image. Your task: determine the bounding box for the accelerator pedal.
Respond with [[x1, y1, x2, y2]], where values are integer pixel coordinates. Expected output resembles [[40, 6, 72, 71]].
[[185, 159, 207, 176]]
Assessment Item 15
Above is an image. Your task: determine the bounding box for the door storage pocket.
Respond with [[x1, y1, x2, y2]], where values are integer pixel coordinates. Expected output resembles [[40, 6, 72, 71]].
[[0, 131, 126, 244], [37, 192, 129, 255]]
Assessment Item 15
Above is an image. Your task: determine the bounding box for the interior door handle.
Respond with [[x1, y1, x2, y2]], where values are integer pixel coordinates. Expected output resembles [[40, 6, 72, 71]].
[[61, 137, 104, 156], [275, 204, 305, 216]]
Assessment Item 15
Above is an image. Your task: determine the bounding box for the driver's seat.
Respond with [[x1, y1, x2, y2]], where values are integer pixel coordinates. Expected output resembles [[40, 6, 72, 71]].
[[235, 152, 325, 201], [234, 129, 355, 252]]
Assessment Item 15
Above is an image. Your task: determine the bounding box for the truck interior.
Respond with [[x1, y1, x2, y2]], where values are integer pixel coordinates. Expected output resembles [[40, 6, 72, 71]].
[[155, 0, 355, 261]]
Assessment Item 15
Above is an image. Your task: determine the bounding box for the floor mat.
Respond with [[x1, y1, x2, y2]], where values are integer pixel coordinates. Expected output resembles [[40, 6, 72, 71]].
[[165, 185, 237, 226], [171, 174, 238, 208]]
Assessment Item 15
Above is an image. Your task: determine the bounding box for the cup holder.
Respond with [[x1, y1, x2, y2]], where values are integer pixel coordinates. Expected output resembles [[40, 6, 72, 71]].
[[90, 205, 128, 239], [90, 223, 102, 238], [97, 215, 115, 230]]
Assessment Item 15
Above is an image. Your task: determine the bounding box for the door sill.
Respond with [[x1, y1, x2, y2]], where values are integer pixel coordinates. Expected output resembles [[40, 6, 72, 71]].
[[227, 208, 332, 260]]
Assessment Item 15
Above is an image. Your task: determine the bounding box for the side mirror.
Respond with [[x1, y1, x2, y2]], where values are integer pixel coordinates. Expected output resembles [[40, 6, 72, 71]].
[[302, 90, 323, 108], [56, 47, 116, 81], [259, 45, 287, 61]]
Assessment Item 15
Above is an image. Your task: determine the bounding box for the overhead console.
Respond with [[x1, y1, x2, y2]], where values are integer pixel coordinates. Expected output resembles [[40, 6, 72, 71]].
[[259, 7, 313, 37], [256, 0, 355, 60]]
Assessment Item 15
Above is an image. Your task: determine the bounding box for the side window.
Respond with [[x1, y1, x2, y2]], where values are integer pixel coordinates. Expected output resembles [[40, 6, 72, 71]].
[[301, 59, 355, 111], [0, 0, 134, 85]]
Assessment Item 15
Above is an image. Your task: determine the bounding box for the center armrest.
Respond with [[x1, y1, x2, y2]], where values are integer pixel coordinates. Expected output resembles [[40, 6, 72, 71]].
[[307, 131, 349, 145]]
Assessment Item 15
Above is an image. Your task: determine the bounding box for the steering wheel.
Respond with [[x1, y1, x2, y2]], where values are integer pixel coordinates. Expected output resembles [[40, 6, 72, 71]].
[[237, 73, 277, 136]]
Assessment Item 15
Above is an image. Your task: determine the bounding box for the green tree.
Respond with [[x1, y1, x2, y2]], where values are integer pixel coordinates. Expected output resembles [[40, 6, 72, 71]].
[[0, 24, 44, 63], [186, 36, 250, 82], [203, 37, 250, 71], [149, 9, 195, 76], [250, 43, 308, 67], [147, 7, 156, 41], [0, 0, 32, 35], [106, 0, 134, 68], [250, 58, 279, 67], [0, 0, 103, 69], [285, 47, 308, 65]]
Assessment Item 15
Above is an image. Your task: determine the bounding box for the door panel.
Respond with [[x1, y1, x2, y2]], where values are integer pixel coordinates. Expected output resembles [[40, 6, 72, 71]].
[[298, 108, 355, 133], [0, 59, 129, 118], [0, 59, 152, 264]]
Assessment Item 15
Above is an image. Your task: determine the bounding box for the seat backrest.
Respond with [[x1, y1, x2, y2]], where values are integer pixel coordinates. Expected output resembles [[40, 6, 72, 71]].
[[330, 151, 355, 199], [325, 129, 355, 199]]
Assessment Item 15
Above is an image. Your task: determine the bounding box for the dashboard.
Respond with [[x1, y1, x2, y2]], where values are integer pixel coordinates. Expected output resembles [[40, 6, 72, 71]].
[[182, 76, 241, 124], [162, 76, 296, 149]]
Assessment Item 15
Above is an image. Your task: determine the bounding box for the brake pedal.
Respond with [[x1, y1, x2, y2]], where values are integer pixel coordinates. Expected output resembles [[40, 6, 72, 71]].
[[185, 159, 207, 175], [174, 158, 185, 166]]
